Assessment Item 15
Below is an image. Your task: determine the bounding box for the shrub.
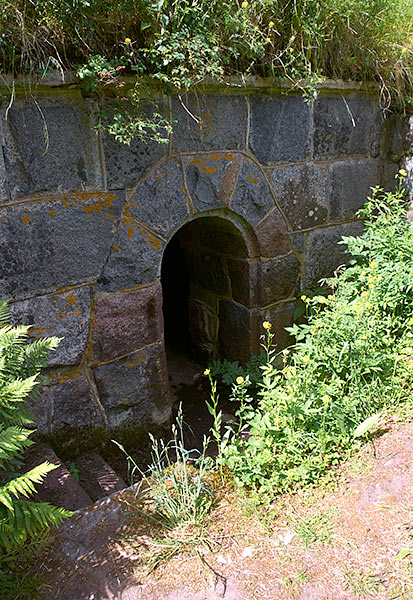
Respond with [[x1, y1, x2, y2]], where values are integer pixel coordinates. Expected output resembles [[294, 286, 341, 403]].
[[0, 302, 72, 552], [208, 175, 413, 497]]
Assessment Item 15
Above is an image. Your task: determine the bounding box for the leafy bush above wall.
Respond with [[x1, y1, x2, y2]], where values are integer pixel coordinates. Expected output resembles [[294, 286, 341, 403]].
[[1, 0, 412, 142]]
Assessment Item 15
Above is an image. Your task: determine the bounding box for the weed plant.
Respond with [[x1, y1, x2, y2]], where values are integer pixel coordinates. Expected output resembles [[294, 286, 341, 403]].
[[206, 174, 413, 498]]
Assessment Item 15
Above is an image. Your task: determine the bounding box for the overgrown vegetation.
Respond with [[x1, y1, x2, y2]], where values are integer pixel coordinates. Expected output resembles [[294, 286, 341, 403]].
[[1, 0, 412, 142], [0, 303, 72, 591], [206, 172, 413, 498]]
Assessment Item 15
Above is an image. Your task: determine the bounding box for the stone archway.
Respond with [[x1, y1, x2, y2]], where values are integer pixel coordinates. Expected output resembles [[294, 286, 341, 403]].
[[161, 212, 260, 366]]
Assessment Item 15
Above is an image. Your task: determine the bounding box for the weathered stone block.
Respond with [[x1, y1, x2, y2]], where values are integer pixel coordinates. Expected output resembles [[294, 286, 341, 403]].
[[93, 342, 171, 431], [102, 99, 169, 189], [258, 254, 301, 306], [313, 94, 377, 159], [0, 191, 123, 300], [47, 377, 105, 453], [260, 301, 296, 350], [10, 286, 93, 366], [0, 119, 7, 202], [270, 163, 329, 230], [2, 97, 102, 199], [91, 282, 163, 363], [218, 300, 257, 363], [329, 159, 381, 221], [129, 159, 191, 240], [171, 94, 248, 152], [226, 258, 258, 308], [303, 221, 364, 288], [188, 300, 218, 346], [249, 95, 311, 164], [190, 252, 230, 297], [254, 208, 292, 258], [183, 153, 239, 211], [230, 160, 274, 226]]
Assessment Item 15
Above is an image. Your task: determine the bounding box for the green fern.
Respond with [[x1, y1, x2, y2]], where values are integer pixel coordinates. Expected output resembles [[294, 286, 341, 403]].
[[0, 301, 72, 552]]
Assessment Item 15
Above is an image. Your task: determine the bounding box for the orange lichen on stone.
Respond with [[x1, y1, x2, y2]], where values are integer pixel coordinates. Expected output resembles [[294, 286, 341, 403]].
[[48, 209, 56, 216], [123, 351, 146, 368], [113, 243, 119, 252], [84, 204, 103, 214], [247, 173, 258, 184], [22, 215, 34, 225]]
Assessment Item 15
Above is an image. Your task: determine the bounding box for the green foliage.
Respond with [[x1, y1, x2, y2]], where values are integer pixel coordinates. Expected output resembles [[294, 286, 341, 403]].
[[114, 407, 213, 529], [207, 177, 413, 498], [1, 0, 412, 142], [0, 302, 72, 552]]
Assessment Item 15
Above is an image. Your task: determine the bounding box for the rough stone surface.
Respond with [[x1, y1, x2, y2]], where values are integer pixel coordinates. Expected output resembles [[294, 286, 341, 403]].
[[270, 163, 330, 230], [0, 191, 123, 299], [195, 219, 249, 258], [183, 152, 236, 211], [3, 97, 102, 199], [303, 221, 364, 288], [329, 159, 381, 221], [102, 99, 169, 189], [382, 160, 400, 192], [188, 299, 217, 360], [91, 282, 163, 363], [100, 215, 164, 291], [219, 300, 257, 362], [47, 377, 106, 453], [249, 95, 311, 164], [10, 285, 93, 366], [0, 120, 7, 202], [226, 258, 257, 308], [189, 252, 231, 297], [128, 159, 191, 240], [313, 94, 377, 159], [254, 207, 292, 258], [171, 94, 248, 152], [258, 254, 301, 306], [230, 159, 274, 226], [93, 342, 170, 431]]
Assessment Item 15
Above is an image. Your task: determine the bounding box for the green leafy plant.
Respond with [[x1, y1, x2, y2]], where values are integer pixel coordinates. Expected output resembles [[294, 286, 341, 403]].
[[0, 302, 72, 552], [205, 173, 413, 498]]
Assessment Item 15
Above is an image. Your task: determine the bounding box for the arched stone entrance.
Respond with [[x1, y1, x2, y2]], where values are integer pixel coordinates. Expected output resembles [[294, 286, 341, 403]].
[[161, 212, 260, 366]]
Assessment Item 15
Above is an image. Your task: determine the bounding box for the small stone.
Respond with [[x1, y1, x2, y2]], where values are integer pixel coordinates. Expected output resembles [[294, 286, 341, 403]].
[[242, 546, 255, 558]]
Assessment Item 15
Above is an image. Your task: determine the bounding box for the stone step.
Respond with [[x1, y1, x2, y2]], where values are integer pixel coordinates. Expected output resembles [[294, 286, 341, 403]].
[[70, 452, 127, 502], [23, 442, 93, 512]]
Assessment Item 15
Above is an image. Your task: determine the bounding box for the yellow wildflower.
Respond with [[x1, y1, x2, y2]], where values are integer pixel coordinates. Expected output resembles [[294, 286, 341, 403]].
[[399, 168, 407, 177], [268, 20, 275, 28], [266, 37, 271, 43], [321, 395, 330, 404], [262, 321, 272, 330], [303, 355, 310, 364], [361, 291, 368, 298], [236, 376, 244, 385], [369, 260, 377, 269], [398, 251, 403, 256], [301, 295, 308, 302], [241, 1, 249, 7], [124, 38, 131, 44], [204, 368, 210, 376]]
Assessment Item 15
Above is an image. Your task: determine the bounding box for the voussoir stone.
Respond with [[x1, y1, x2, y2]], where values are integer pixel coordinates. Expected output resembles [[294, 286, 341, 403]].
[[313, 94, 377, 159], [2, 96, 102, 199], [91, 282, 163, 363], [254, 208, 292, 258], [303, 221, 364, 288], [102, 98, 170, 189], [249, 95, 311, 164], [93, 342, 171, 432], [0, 191, 123, 300], [270, 163, 329, 230], [171, 93, 248, 152], [230, 159, 274, 226], [10, 285, 93, 366], [183, 152, 239, 211]]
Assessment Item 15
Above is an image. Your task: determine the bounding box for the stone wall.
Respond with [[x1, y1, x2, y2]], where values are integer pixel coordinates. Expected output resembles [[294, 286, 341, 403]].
[[0, 81, 408, 453]]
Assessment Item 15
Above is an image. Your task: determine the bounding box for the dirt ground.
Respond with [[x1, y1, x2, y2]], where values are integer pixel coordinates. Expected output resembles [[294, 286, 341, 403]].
[[38, 418, 413, 600]]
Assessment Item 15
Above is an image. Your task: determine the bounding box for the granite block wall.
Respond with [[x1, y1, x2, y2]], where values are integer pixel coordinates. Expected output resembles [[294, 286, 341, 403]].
[[0, 82, 408, 452]]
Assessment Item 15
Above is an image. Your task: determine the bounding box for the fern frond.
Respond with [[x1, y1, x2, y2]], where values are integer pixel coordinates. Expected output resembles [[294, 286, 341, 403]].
[[0, 427, 34, 468], [0, 462, 57, 511]]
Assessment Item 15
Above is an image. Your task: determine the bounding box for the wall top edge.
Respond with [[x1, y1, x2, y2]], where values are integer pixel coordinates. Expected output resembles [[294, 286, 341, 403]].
[[0, 72, 379, 97]]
